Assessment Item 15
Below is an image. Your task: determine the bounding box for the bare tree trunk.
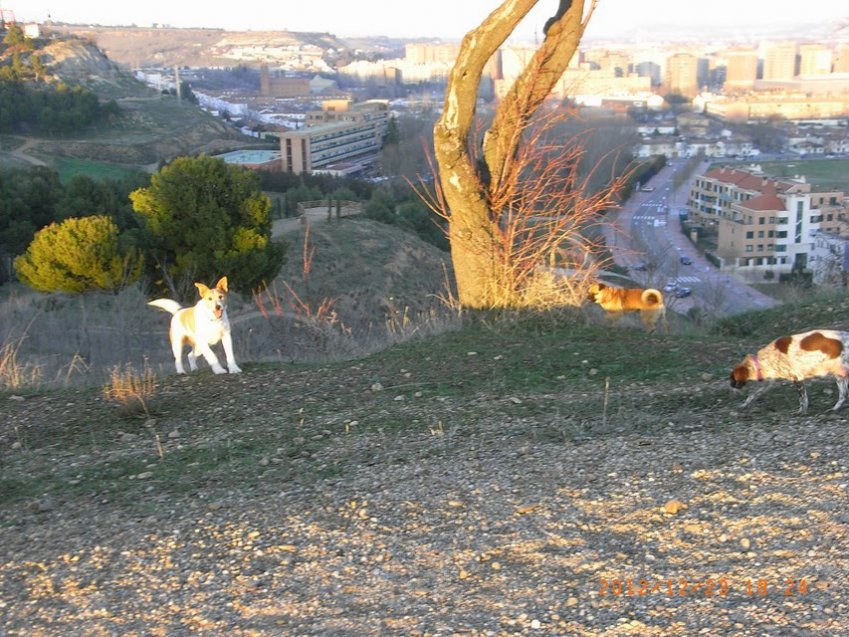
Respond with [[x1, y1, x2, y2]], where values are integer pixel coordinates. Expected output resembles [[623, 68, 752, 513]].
[[433, 0, 591, 309]]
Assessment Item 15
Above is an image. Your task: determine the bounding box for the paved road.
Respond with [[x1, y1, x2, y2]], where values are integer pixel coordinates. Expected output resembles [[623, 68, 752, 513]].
[[604, 159, 777, 317]]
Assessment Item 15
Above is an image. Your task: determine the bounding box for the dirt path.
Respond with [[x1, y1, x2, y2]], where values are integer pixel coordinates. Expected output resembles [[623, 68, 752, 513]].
[[7, 137, 48, 167], [272, 205, 361, 238]]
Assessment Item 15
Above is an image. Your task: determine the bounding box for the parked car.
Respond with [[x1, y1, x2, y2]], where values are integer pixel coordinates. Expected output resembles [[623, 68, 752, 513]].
[[679, 255, 693, 265], [675, 287, 692, 298], [663, 282, 678, 293]]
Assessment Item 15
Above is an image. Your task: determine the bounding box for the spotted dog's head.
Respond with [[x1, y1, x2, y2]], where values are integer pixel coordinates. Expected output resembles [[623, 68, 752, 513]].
[[729, 357, 753, 389]]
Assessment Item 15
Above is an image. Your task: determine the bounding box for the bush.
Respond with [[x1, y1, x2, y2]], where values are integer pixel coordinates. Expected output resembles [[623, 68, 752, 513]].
[[14, 215, 142, 293], [130, 156, 286, 296]]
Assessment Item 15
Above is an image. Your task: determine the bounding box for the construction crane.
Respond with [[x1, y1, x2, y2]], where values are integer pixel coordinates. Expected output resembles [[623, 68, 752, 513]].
[[0, 4, 16, 31]]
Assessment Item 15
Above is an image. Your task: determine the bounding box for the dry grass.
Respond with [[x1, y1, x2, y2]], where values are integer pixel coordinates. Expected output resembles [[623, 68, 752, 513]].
[[102, 359, 157, 416], [0, 335, 42, 390]]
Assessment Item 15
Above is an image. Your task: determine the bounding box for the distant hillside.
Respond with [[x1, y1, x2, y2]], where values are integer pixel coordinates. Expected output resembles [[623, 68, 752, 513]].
[[0, 34, 255, 171], [48, 25, 415, 69]]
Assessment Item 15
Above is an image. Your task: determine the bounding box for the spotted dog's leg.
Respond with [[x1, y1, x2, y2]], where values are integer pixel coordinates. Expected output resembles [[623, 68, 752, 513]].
[[832, 376, 849, 411], [741, 382, 772, 410], [794, 380, 808, 415]]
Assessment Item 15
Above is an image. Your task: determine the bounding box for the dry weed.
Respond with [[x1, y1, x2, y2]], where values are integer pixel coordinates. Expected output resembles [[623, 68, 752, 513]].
[[0, 336, 42, 390], [103, 359, 157, 416]]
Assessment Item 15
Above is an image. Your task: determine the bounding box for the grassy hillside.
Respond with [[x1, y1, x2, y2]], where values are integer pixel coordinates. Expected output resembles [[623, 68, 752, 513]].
[[4, 289, 849, 509]]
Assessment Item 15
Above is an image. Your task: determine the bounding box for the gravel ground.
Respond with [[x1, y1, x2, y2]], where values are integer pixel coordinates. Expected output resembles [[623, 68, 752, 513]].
[[2, 371, 848, 636]]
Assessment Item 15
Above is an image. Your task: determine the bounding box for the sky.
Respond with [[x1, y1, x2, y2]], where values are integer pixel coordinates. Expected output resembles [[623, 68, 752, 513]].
[[12, 1, 847, 41]]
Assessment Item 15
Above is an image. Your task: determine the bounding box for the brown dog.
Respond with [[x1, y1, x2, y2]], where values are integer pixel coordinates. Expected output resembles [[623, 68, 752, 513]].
[[587, 282, 667, 333], [730, 329, 849, 414]]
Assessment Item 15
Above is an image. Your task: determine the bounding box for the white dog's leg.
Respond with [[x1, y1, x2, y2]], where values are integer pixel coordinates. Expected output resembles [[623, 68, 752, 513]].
[[171, 338, 186, 374], [222, 332, 242, 374], [832, 376, 849, 411], [187, 348, 198, 372], [197, 344, 227, 374]]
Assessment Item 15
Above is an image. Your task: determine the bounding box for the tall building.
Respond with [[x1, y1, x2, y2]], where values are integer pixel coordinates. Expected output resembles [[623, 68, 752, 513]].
[[835, 43, 849, 73], [723, 48, 758, 91], [664, 53, 699, 98], [798, 43, 833, 76], [762, 41, 797, 81]]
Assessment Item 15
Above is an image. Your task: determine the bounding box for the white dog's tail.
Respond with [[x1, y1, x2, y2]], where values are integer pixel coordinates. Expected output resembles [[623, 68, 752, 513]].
[[148, 299, 183, 315]]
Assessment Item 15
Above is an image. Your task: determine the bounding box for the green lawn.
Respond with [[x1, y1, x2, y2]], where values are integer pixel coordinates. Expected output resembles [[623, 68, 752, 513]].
[[52, 157, 149, 184], [757, 158, 849, 192]]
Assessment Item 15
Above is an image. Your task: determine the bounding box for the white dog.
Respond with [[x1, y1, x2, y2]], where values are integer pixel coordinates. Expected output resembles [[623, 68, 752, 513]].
[[149, 276, 241, 375]]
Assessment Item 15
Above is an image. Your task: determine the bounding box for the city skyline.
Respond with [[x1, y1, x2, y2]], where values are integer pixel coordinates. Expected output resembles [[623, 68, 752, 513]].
[[13, 1, 846, 42]]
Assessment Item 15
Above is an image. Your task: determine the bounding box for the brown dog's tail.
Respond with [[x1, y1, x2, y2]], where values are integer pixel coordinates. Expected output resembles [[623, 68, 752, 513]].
[[641, 288, 664, 307]]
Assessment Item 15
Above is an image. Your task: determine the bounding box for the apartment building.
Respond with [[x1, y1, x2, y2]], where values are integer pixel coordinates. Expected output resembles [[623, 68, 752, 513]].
[[664, 53, 699, 98], [723, 48, 758, 91], [279, 100, 389, 175], [689, 166, 847, 275], [798, 43, 833, 76], [762, 41, 798, 81]]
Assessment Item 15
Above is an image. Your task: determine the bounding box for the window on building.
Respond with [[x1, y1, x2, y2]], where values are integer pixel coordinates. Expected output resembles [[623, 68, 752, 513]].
[[758, 231, 764, 238], [746, 231, 754, 239], [745, 245, 753, 252], [759, 217, 765, 225]]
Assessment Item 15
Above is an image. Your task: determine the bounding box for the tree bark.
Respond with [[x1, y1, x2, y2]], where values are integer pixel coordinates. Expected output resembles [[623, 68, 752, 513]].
[[434, 0, 589, 308]]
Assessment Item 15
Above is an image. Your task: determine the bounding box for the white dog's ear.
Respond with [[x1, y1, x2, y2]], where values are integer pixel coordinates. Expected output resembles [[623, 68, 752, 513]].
[[195, 282, 210, 297], [215, 276, 229, 293]]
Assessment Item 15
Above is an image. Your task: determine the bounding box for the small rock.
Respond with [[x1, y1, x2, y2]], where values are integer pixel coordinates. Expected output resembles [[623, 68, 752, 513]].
[[168, 430, 180, 439], [509, 397, 522, 404], [11, 441, 22, 450], [371, 382, 384, 392], [740, 538, 751, 550], [120, 433, 137, 442], [9, 395, 25, 401], [143, 418, 157, 428], [393, 395, 405, 401], [662, 499, 688, 515], [566, 597, 578, 606], [31, 497, 54, 513], [136, 471, 153, 480]]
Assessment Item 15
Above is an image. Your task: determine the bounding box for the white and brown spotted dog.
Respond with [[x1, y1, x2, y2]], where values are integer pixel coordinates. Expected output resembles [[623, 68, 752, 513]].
[[587, 282, 668, 333], [730, 329, 849, 414]]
